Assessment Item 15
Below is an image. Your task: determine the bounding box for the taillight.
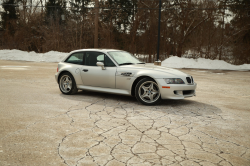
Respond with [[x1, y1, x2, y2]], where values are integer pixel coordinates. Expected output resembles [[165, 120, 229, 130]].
[[57, 67, 58, 72]]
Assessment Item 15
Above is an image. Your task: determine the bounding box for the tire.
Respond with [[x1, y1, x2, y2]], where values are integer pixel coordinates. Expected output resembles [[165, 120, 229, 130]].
[[59, 72, 78, 95], [135, 78, 161, 105]]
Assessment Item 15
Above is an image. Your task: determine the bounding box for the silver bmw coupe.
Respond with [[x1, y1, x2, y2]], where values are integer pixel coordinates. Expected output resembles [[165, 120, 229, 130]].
[[55, 49, 197, 105]]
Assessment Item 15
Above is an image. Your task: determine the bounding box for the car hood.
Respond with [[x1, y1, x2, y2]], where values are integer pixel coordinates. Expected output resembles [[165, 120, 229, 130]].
[[120, 64, 188, 77]]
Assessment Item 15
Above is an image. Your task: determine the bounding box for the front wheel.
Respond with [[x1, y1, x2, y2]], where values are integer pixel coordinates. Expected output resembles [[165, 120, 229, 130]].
[[59, 72, 78, 95], [135, 78, 161, 105]]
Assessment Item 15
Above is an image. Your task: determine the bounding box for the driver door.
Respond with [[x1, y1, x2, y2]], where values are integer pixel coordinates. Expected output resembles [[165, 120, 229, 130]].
[[80, 51, 117, 89]]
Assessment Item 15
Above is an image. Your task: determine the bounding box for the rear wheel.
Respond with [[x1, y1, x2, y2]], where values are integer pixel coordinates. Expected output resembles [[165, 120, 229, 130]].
[[135, 78, 161, 105], [59, 72, 78, 95]]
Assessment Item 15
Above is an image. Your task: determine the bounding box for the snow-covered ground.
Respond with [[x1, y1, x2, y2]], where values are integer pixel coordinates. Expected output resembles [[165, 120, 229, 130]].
[[0, 49, 249, 71], [0, 49, 68, 63], [162, 56, 250, 71]]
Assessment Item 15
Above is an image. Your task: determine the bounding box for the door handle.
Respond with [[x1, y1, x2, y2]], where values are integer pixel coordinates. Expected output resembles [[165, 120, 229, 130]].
[[83, 69, 88, 72]]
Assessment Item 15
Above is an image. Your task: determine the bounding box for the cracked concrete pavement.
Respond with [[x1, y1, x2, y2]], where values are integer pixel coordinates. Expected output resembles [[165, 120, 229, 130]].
[[0, 60, 250, 166]]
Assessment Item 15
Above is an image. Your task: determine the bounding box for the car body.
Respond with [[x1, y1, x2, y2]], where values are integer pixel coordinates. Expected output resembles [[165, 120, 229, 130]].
[[55, 49, 197, 105]]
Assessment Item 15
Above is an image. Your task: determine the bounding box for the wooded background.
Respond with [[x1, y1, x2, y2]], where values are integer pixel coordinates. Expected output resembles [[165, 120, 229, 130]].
[[0, 0, 249, 64]]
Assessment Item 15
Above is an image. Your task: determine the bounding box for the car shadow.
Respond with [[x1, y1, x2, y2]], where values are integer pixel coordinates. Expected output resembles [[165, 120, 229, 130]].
[[59, 90, 222, 117]]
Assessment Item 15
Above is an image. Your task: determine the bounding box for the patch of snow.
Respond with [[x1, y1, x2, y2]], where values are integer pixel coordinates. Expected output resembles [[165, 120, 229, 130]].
[[0, 49, 68, 62], [162, 56, 250, 71], [0, 50, 250, 71]]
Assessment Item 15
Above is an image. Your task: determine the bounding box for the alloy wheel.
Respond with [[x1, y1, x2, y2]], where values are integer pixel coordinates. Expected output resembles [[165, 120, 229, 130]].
[[59, 75, 72, 93], [138, 81, 160, 103]]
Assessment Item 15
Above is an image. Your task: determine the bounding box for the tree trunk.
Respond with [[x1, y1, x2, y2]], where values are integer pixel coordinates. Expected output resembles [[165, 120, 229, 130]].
[[177, 44, 182, 57], [94, 0, 99, 48]]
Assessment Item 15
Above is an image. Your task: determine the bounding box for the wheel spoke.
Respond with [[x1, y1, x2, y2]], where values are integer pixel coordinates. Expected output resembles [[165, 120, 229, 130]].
[[152, 91, 158, 95], [141, 92, 148, 98], [141, 86, 148, 91], [149, 83, 154, 91], [149, 93, 154, 101], [66, 77, 69, 82], [152, 91, 158, 98]]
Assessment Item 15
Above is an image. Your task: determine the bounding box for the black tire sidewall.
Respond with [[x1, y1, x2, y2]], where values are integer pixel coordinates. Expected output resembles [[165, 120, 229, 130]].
[[135, 78, 161, 105]]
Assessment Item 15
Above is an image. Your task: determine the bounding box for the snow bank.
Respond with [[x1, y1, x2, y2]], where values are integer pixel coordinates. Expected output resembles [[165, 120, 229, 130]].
[[0, 49, 68, 62], [162, 56, 250, 71], [0, 49, 249, 70]]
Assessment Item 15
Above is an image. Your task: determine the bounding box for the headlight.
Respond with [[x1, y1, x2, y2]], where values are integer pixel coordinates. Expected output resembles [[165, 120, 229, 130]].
[[164, 78, 185, 84]]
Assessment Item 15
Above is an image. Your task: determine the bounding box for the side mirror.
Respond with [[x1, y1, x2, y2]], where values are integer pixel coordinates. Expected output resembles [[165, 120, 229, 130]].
[[96, 62, 106, 70]]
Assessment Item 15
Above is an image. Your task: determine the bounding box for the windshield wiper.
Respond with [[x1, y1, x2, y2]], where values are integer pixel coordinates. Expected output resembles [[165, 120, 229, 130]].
[[137, 63, 145, 64], [119, 63, 134, 66]]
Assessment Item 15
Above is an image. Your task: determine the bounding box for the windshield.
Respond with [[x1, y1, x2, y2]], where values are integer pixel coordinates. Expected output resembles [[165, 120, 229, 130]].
[[108, 51, 143, 66]]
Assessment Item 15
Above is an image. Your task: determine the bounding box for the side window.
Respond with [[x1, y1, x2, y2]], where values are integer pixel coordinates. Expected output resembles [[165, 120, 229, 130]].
[[65, 52, 84, 65], [84, 51, 116, 67], [105, 55, 116, 67], [97, 54, 104, 62], [84, 52, 103, 66]]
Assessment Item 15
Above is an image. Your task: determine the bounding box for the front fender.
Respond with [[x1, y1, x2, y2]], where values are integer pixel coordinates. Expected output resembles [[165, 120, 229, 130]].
[[134, 69, 176, 79]]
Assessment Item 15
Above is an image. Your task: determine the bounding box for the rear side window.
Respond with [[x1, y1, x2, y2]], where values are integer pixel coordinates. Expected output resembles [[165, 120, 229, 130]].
[[65, 52, 84, 65]]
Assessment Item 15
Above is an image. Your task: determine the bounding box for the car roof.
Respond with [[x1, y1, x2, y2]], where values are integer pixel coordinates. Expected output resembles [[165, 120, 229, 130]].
[[61, 49, 125, 62], [70, 48, 123, 54]]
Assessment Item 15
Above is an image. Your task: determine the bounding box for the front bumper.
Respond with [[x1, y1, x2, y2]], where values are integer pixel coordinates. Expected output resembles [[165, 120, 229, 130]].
[[155, 79, 197, 99]]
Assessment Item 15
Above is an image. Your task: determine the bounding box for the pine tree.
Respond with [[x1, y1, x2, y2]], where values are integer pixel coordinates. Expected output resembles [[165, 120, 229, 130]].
[[69, 0, 91, 15], [45, 0, 67, 24], [100, 0, 137, 33], [0, 0, 18, 33], [227, 0, 250, 64]]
